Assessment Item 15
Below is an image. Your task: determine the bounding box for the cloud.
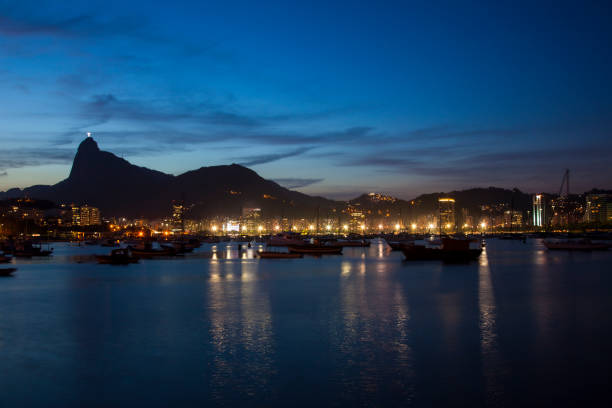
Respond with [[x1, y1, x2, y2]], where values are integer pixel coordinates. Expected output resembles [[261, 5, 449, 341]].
[[80, 94, 262, 128], [0, 147, 75, 171], [236, 147, 313, 166], [0, 13, 144, 39], [273, 178, 324, 188]]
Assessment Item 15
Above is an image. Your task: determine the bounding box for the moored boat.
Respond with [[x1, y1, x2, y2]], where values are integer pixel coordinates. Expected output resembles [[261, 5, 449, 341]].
[[288, 244, 343, 255], [0, 253, 12, 263], [0, 268, 17, 277], [387, 241, 413, 251], [128, 242, 176, 257], [257, 251, 303, 259], [328, 239, 370, 247], [11, 242, 53, 257], [267, 233, 306, 247], [402, 238, 482, 262], [96, 248, 139, 265]]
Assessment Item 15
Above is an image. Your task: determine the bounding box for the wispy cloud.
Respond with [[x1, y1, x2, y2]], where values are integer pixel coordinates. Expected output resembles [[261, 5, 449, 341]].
[[273, 178, 324, 188], [0, 147, 75, 171], [236, 147, 314, 166]]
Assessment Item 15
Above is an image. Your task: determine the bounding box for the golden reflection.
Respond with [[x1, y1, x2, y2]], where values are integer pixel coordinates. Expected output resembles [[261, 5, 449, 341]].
[[207, 260, 273, 393], [337, 258, 413, 396], [377, 240, 385, 258], [341, 261, 352, 277], [478, 247, 504, 402]]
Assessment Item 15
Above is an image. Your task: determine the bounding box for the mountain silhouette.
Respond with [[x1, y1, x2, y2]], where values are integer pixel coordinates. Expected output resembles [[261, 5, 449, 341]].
[[1, 137, 550, 220], [1, 137, 338, 218]]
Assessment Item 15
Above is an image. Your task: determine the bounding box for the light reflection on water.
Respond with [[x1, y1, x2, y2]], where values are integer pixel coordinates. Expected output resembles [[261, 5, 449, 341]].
[[478, 247, 505, 403], [0, 240, 611, 406]]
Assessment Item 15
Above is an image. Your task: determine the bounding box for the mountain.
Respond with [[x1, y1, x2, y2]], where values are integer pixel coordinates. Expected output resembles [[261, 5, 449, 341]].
[[343, 188, 533, 222], [408, 187, 533, 216], [0, 137, 339, 218]]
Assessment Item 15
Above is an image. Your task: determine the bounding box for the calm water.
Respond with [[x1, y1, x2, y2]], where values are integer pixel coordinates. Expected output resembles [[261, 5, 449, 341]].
[[1, 239, 611, 407]]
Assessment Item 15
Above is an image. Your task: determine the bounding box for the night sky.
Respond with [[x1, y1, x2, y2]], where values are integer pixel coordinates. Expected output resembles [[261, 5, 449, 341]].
[[1, 0, 611, 199]]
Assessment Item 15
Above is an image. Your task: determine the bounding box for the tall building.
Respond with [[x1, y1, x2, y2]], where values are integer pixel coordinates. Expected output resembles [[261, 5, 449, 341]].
[[438, 198, 456, 231], [71, 204, 81, 226], [80, 205, 101, 226], [585, 194, 612, 224], [503, 210, 523, 228], [172, 200, 184, 231], [532, 194, 545, 227]]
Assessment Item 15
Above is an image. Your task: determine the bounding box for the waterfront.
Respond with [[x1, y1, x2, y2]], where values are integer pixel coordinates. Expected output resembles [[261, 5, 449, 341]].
[[1, 239, 611, 407]]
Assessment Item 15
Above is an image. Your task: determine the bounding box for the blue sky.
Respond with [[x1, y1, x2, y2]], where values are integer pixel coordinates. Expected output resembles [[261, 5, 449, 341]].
[[1, 0, 611, 199]]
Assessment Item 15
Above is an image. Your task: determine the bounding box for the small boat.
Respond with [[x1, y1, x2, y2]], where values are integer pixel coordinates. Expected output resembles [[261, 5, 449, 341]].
[[387, 241, 413, 251], [288, 244, 343, 255], [128, 243, 176, 257], [12, 242, 53, 257], [328, 239, 371, 247], [0, 268, 17, 277], [543, 239, 610, 251], [0, 253, 12, 263], [267, 233, 306, 247], [402, 238, 482, 262], [96, 248, 139, 265], [257, 251, 303, 259], [167, 241, 197, 253]]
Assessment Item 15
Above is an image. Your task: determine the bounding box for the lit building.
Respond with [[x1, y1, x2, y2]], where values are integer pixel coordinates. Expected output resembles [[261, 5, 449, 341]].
[[79, 205, 101, 226], [532, 194, 545, 227], [438, 198, 455, 231], [71, 204, 81, 226], [172, 200, 184, 230], [242, 208, 262, 234], [585, 194, 612, 224], [503, 210, 523, 228]]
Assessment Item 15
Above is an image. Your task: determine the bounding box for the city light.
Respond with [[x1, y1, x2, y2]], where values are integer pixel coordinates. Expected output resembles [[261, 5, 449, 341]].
[[411, 223, 417, 230], [378, 224, 383, 230], [343, 224, 349, 231], [274, 225, 280, 231], [395, 223, 400, 230], [211, 225, 217, 232], [309, 225, 314, 230], [446, 223, 451, 229], [326, 224, 331, 231], [360, 224, 366, 230], [257, 225, 263, 232], [480, 222, 487, 229], [428, 223, 435, 229]]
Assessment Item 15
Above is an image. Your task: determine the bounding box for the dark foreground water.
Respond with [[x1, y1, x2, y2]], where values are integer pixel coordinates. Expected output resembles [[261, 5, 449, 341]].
[[1, 239, 611, 407]]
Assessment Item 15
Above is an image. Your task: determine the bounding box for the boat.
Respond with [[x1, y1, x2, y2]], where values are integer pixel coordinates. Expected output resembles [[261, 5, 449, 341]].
[[267, 233, 306, 247], [288, 244, 343, 255], [0, 268, 16, 277], [257, 251, 303, 259], [101, 239, 121, 247], [328, 239, 371, 247], [161, 242, 194, 254], [128, 242, 176, 257], [0, 253, 12, 263], [402, 238, 482, 262], [96, 248, 139, 265], [11, 242, 53, 257], [543, 239, 610, 251], [387, 241, 413, 251]]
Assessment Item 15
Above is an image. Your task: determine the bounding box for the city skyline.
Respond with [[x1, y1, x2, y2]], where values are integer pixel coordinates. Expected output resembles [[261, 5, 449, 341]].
[[1, 1, 612, 199]]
